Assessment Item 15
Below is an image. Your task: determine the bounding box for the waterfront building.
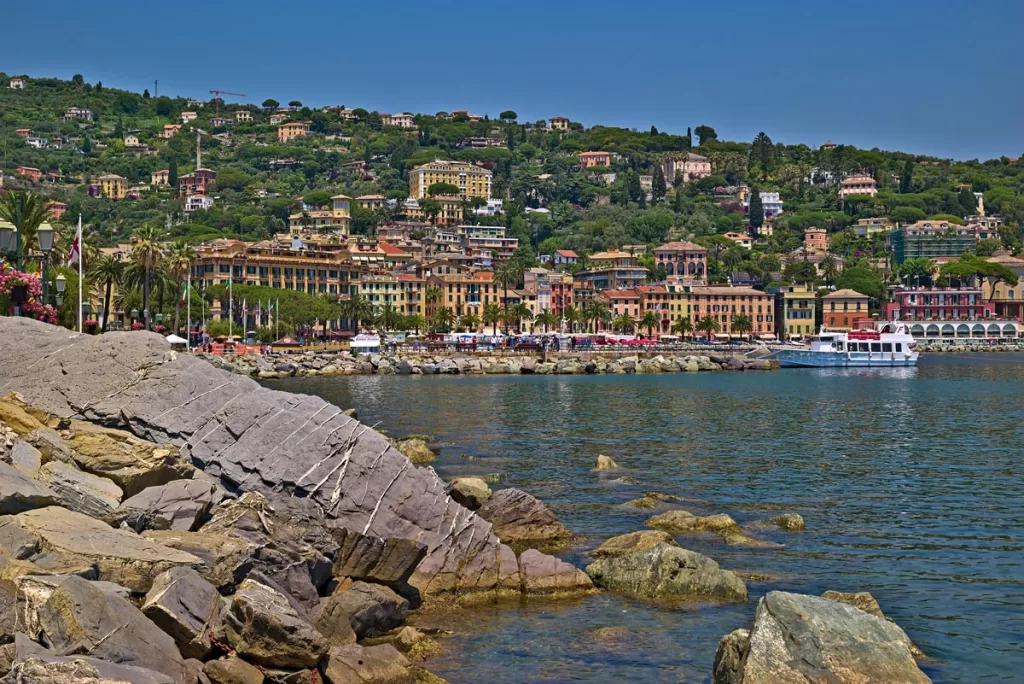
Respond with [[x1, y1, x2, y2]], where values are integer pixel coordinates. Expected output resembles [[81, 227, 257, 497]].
[[689, 285, 775, 338], [822, 289, 869, 330], [524, 268, 552, 314], [768, 284, 817, 339], [597, 289, 641, 328], [578, 151, 612, 169], [636, 283, 692, 337], [654, 241, 707, 279], [409, 160, 492, 199], [278, 121, 311, 142], [574, 250, 648, 293], [358, 272, 423, 318], [98, 174, 128, 199], [882, 286, 994, 323], [838, 173, 878, 199], [661, 152, 711, 185], [982, 253, 1024, 321], [889, 221, 981, 264], [549, 272, 574, 319]]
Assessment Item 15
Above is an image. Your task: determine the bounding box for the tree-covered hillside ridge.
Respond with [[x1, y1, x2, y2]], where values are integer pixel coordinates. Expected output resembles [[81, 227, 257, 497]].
[[2, 71, 1022, 259]]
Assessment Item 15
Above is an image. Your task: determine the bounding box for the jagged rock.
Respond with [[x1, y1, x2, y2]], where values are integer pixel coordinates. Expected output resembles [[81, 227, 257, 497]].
[[204, 656, 265, 684], [766, 513, 805, 531], [0, 506, 199, 593], [37, 461, 122, 517], [217, 579, 328, 669], [711, 629, 748, 684], [594, 454, 618, 471], [0, 398, 48, 436], [142, 530, 255, 591], [394, 438, 436, 464], [517, 549, 593, 595], [717, 591, 930, 684], [3, 655, 175, 684], [646, 510, 773, 546], [108, 479, 219, 533], [14, 575, 130, 637], [62, 421, 194, 497], [0, 462, 57, 515], [446, 478, 490, 511], [331, 527, 427, 593], [591, 531, 677, 558], [9, 442, 42, 479], [476, 488, 571, 546], [37, 576, 187, 680], [0, 579, 15, 642], [823, 591, 926, 658], [142, 567, 220, 659], [0, 319, 599, 603], [584, 543, 747, 601], [313, 582, 409, 642], [322, 643, 411, 684]]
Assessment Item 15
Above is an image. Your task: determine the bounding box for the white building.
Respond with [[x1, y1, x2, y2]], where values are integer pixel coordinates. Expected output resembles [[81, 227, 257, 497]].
[[26, 138, 48, 149], [474, 198, 505, 216], [838, 173, 878, 199], [184, 195, 215, 214], [181, 111, 198, 123], [9, 78, 26, 89], [744, 191, 783, 217]]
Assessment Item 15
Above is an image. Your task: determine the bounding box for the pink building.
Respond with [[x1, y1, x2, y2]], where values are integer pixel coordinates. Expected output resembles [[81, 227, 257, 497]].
[[654, 241, 707, 278], [883, 286, 994, 322], [661, 152, 711, 185], [838, 173, 878, 199], [805, 227, 827, 251], [578, 151, 612, 168]]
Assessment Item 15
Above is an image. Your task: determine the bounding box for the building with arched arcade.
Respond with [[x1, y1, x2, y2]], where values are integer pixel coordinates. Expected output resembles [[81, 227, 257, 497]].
[[654, 241, 707, 279]]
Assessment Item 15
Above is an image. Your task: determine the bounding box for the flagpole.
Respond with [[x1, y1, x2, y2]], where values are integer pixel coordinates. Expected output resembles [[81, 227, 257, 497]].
[[186, 271, 191, 351], [276, 298, 279, 340], [228, 279, 233, 339], [77, 215, 83, 333]]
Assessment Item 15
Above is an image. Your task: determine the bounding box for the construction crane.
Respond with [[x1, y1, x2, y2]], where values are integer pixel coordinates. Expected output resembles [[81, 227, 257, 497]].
[[208, 89, 246, 116]]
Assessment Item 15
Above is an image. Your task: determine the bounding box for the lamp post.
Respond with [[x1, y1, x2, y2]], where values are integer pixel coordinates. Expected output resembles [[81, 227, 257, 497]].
[[37, 222, 54, 305], [0, 219, 15, 262], [130, 309, 139, 327], [55, 274, 66, 308]]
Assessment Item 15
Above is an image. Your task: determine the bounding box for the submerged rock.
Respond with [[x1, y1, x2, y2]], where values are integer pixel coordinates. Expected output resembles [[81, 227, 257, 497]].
[[585, 543, 746, 601], [591, 530, 677, 558], [750, 513, 806, 532], [446, 477, 491, 511], [713, 591, 930, 684], [647, 510, 774, 546], [395, 437, 436, 464], [594, 454, 619, 471]]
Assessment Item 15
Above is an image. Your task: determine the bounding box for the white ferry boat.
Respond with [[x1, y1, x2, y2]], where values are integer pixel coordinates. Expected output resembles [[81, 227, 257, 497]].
[[773, 325, 918, 367]]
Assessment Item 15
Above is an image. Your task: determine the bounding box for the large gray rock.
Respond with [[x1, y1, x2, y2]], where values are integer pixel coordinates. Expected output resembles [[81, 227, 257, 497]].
[[142, 567, 220, 659], [9, 442, 42, 479], [476, 488, 571, 546], [330, 527, 426, 592], [0, 319, 593, 601], [217, 578, 328, 669], [312, 581, 408, 642], [36, 576, 188, 680], [0, 462, 57, 515], [0, 506, 200, 593], [715, 591, 931, 684], [584, 543, 747, 601], [141, 530, 255, 592], [14, 575, 130, 638], [108, 479, 219, 533], [36, 461, 122, 518], [591, 530, 677, 558]]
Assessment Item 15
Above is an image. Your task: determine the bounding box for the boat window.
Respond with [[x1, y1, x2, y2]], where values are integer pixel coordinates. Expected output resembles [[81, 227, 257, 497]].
[[882, 343, 892, 352], [895, 343, 902, 352], [859, 343, 871, 352], [836, 342, 844, 351], [870, 343, 882, 352]]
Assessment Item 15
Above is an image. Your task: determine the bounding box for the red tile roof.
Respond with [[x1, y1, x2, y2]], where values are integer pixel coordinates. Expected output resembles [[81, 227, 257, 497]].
[[378, 242, 410, 256]]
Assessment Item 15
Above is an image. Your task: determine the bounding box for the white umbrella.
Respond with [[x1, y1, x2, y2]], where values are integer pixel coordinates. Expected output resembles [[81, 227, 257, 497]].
[[165, 334, 187, 344]]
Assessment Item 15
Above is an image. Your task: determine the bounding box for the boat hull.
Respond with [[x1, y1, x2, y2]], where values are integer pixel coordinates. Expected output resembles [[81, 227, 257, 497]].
[[773, 350, 918, 368]]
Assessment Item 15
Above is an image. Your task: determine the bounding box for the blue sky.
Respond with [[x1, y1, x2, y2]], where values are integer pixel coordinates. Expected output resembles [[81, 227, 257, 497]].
[[3, 0, 1022, 160]]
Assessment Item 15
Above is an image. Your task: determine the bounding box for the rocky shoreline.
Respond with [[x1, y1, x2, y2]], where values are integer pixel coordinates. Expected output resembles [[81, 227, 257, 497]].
[[914, 342, 1022, 353], [203, 350, 779, 380], [0, 318, 932, 683]]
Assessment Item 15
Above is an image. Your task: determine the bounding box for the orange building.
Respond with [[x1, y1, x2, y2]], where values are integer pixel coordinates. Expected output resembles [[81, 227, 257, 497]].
[[822, 288, 869, 330], [597, 289, 640, 330], [45, 200, 67, 220], [278, 121, 311, 142], [689, 286, 775, 338], [578, 151, 612, 168], [805, 227, 827, 251]]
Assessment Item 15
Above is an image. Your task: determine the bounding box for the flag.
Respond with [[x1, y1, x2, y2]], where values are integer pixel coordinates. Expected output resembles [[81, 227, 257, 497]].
[[66, 218, 82, 267], [180, 278, 188, 307]]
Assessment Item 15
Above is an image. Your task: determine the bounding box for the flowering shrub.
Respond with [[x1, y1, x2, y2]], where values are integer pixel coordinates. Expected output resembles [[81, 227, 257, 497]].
[[0, 264, 58, 324], [131, 322, 145, 331], [153, 324, 168, 334], [83, 319, 99, 334]]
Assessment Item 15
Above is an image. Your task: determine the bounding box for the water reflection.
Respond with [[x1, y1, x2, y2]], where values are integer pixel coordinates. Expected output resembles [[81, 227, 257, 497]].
[[267, 355, 1024, 683]]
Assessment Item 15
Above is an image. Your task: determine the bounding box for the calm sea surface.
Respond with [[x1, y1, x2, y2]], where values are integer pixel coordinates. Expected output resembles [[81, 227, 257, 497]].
[[267, 354, 1024, 683]]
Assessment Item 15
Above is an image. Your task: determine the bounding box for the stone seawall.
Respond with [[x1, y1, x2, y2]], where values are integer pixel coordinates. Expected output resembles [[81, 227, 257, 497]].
[[204, 350, 780, 379]]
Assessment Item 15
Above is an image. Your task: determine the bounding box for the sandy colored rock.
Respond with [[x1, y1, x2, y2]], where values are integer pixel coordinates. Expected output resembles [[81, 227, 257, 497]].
[[585, 543, 747, 601], [204, 656, 265, 684], [711, 629, 748, 684], [395, 438, 436, 464], [594, 454, 619, 471], [0, 461, 58, 515], [0, 397, 48, 436], [218, 578, 328, 669], [141, 530, 255, 591], [646, 509, 773, 546], [3, 655, 175, 683], [37, 576, 188, 680], [0, 506, 199, 593], [476, 488, 571, 546], [446, 478, 490, 511], [322, 643, 411, 684], [517, 549, 594, 595], [313, 581, 409, 642], [719, 591, 931, 684], [37, 461, 122, 517], [591, 530, 678, 558], [766, 513, 805, 531]]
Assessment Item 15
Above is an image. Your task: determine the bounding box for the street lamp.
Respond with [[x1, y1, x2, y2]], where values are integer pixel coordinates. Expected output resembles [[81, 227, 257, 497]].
[[130, 309, 139, 325], [37, 222, 54, 305], [0, 219, 14, 254], [55, 274, 66, 307]]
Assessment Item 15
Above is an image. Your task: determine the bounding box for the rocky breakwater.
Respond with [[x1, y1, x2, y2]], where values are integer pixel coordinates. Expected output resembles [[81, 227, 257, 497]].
[[915, 341, 1022, 353], [206, 350, 778, 379], [0, 317, 595, 682]]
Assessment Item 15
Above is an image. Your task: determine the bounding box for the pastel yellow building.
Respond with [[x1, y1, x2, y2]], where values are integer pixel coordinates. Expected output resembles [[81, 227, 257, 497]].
[[409, 159, 492, 199], [289, 195, 352, 235], [98, 174, 129, 199]]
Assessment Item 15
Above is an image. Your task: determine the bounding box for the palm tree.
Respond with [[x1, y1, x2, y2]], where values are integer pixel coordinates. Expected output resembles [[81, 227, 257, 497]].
[[0, 191, 53, 256], [375, 303, 403, 336], [424, 285, 443, 307], [695, 315, 721, 340], [340, 295, 374, 332], [613, 313, 637, 334], [821, 253, 839, 286], [406, 314, 427, 335], [482, 303, 502, 335], [461, 312, 480, 332], [583, 299, 611, 333], [671, 317, 694, 341], [731, 314, 754, 342], [89, 255, 124, 333], [130, 225, 165, 330], [494, 261, 525, 334], [508, 302, 532, 333], [563, 305, 582, 333], [164, 240, 197, 334], [534, 308, 557, 332], [640, 310, 659, 338], [432, 306, 455, 333]]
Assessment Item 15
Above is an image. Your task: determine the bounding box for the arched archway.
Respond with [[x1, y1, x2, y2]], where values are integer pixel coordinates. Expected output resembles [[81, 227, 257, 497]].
[[940, 324, 955, 338], [925, 324, 940, 338], [956, 324, 970, 338], [972, 323, 986, 337], [910, 324, 925, 337]]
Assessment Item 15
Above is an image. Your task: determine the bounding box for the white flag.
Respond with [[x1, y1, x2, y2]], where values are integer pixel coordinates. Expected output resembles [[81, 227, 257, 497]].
[[67, 217, 82, 267]]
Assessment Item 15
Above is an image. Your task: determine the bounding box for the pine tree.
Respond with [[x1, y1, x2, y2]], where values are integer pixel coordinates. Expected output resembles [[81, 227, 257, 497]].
[[959, 187, 978, 216], [143, 89, 150, 99], [650, 125, 658, 136], [900, 159, 914, 193], [749, 187, 764, 229], [652, 165, 667, 203], [627, 171, 643, 203], [114, 117, 123, 139], [168, 157, 178, 188], [82, 136, 91, 155]]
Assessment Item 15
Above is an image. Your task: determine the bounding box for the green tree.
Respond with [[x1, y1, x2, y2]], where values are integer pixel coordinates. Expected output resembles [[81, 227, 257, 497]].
[[168, 157, 178, 188], [640, 310, 659, 338], [820, 253, 840, 286], [340, 295, 374, 331], [750, 132, 775, 180], [507, 302, 532, 333], [835, 265, 885, 301], [164, 240, 197, 334], [288, 100, 303, 108], [421, 198, 442, 225], [897, 257, 936, 286], [461, 312, 480, 332], [695, 315, 720, 340], [958, 187, 979, 216], [89, 254, 123, 333], [731, 313, 753, 341], [375, 303, 403, 335], [0, 191, 53, 253], [694, 125, 717, 145], [671, 316, 693, 340], [82, 136, 91, 154], [651, 165, 667, 203], [432, 306, 455, 333], [613, 313, 637, 334], [583, 299, 611, 333], [783, 261, 818, 285], [494, 260, 525, 333], [130, 225, 165, 330], [483, 303, 502, 335], [499, 111, 518, 121], [534, 308, 557, 332], [563, 305, 582, 334], [748, 188, 764, 230], [900, 159, 914, 193], [262, 98, 279, 109], [428, 182, 460, 197]]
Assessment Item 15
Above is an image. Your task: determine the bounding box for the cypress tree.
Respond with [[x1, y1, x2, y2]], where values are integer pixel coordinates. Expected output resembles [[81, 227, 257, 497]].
[[749, 187, 764, 229]]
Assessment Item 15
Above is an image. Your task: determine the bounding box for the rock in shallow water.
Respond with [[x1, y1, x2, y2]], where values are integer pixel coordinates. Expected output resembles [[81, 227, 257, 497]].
[[594, 454, 619, 471], [446, 477, 491, 511], [591, 530, 677, 558], [585, 542, 746, 601], [713, 591, 930, 684], [476, 488, 571, 547]]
